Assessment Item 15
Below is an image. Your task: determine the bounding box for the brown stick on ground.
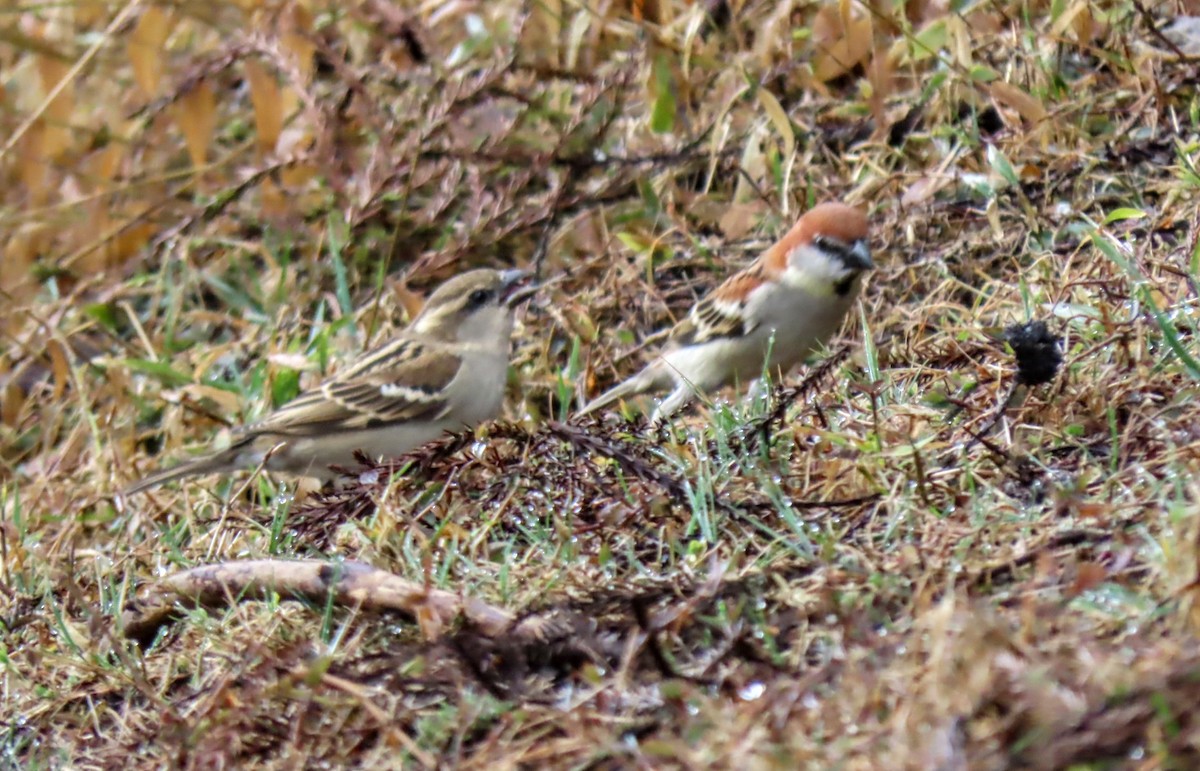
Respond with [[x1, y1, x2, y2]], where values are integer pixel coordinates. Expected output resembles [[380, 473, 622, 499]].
[[121, 559, 515, 647]]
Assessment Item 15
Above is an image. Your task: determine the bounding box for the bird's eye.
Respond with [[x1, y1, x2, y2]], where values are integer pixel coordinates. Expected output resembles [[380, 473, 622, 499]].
[[812, 235, 831, 250], [467, 288, 492, 308]]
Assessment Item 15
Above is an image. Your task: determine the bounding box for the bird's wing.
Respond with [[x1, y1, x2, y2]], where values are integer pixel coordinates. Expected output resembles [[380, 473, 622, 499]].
[[249, 337, 462, 436], [669, 268, 766, 347]]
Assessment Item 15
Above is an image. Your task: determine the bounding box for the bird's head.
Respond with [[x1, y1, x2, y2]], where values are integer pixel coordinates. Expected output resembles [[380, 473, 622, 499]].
[[410, 268, 532, 344], [771, 202, 873, 297]]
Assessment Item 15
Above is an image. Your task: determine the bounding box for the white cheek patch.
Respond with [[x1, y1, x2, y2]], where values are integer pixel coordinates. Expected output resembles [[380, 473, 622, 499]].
[[783, 245, 852, 296], [781, 268, 839, 297]]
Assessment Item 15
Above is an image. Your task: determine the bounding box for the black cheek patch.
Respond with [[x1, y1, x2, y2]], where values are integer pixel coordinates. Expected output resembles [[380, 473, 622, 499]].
[[834, 275, 858, 297]]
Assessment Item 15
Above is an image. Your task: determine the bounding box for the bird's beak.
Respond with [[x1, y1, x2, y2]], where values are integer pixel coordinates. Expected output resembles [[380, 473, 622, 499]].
[[499, 268, 537, 306], [845, 240, 874, 271]]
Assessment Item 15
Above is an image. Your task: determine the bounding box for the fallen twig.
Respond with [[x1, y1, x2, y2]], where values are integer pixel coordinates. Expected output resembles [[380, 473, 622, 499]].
[[121, 558, 514, 648]]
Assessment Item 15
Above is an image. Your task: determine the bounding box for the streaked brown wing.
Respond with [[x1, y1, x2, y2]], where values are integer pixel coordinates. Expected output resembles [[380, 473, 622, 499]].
[[669, 270, 764, 347], [249, 339, 462, 435]]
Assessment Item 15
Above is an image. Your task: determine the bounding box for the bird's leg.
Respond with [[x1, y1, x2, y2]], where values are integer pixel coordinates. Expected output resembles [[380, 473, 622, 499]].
[[650, 382, 697, 424]]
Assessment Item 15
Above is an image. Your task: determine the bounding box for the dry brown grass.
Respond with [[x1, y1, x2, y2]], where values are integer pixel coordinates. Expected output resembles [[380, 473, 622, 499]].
[[5, 0, 1200, 767]]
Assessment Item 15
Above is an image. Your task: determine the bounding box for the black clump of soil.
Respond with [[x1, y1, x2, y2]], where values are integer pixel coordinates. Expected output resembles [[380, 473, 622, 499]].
[[1005, 320, 1062, 385]]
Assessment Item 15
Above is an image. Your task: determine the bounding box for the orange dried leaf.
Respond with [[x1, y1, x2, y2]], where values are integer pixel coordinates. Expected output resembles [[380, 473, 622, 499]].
[[110, 219, 157, 265], [280, 6, 316, 83], [280, 162, 317, 189], [180, 384, 243, 413], [839, 0, 855, 30], [2, 383, 25, 427], [40, 123, 72, 164], [987, 81, 1046, 126], [1034, 551, 1056, 581], [719, 202, 768, 239], [46, 339, 70, 400], [1074, 502, 1110, 520], [173, 80, 218, 169], [1072, 7, 1105, 43], [0, 25, 70, 61], [813, 14, 873, 82], [866, 48, 893, 127], [35, 54, 74, 126], [2, 224, 46, 299], [261, 177, 288, 217], [812, 5, 844, 44], [88, 144, 125, 186], [393, 282, 425, 321], [244, 59, 283, 156], [78, 203, 112, 274], [1068, 562, 1107, 598], [71, 0, 106, 25], [281, 32, 316, 83], [17, 128, 50, 206], [33, 51, 74, 162], [127, 7, 175, 97], [416, 601, 443, 640], [1050, 0, 1105, 43]]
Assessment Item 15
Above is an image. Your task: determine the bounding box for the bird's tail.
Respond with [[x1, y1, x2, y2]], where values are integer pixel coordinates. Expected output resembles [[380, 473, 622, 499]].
[[577, 365, 667, 417], [123, 447, 241, 495]]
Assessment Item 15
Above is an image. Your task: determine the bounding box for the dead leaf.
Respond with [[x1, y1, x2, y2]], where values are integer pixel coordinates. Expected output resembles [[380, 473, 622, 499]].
[[88, 144, 124, 187], [17, 128, 50, 208], [866, 48, 893, 130], [244, 59, 283, 157], [901, 175, 950, 207], [748, 1, 796, 65], [109, 216, 157, 266], [1, 224, 48, 307], [719, 201, 769, 239], [126, 7, 175, 97], [46, 339, 70, 400], [987, 81, 1047, 126], [173, 80, 218, 169], [261, 177, 288, 218], [35, 49, 73, 160], [279, 5, 316, 83], [733, 123, 769, 204], [563, 308, 598, 344], [812, 4, 873, 82], [180, 383, 243, 414], [393, 282, 425, 321], [57, 0, 98, 23], [78, 202, 112, 275], [1074, 502, 1110, 520], [757, 87, 795, 159], [2, 383, 25, 427], [1067, 561, 1107, 598]]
